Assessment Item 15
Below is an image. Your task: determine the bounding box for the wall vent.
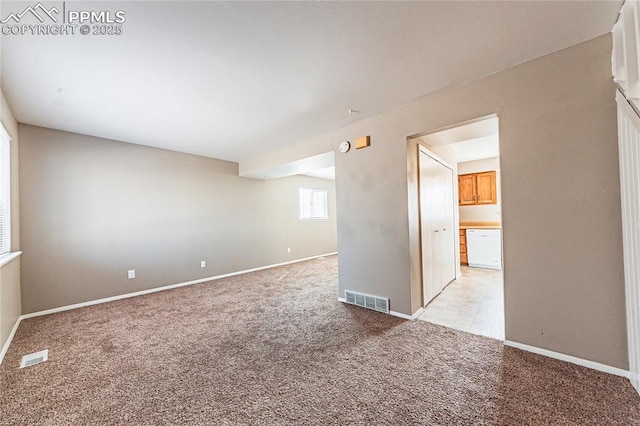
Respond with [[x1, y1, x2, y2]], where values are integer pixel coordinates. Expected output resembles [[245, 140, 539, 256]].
[[20, 350, 48, 368], [344, 290, 390, 314]]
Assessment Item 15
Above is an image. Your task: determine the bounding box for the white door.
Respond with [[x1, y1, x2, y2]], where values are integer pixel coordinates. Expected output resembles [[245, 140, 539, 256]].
[[617, 90, 640, 394], [439, 162, 457, 287], [419, 149, 457, 306], [420, 152, 440, 303]]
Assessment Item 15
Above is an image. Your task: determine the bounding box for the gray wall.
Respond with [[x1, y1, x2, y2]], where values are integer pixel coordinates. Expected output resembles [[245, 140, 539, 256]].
[[0, 87, 21, 353], [327, 35, 626, 369], [19, 125, 337, 313], [14, 34, 626, 370]]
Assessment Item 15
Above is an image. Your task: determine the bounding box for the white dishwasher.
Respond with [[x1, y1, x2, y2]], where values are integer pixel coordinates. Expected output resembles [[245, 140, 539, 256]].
[[466, 229, 502, 270]]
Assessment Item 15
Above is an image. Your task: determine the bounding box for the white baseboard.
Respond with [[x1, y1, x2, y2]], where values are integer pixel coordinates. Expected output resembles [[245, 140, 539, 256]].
[[389, 308, 423, 320], [337, 297, 423, 320], [20, 252, 338, 322], [411, 307, 424, 320], [332, 304, 628, 378], [1, 252, 337, 365], [0, 316, 22, 365], [390, 310, 413, 320], [11, 253, 627, 381], [504, 340, 629, 378]]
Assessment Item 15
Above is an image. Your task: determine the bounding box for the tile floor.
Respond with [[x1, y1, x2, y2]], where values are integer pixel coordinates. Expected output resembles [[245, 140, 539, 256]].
[[418, 266, 504, 340]]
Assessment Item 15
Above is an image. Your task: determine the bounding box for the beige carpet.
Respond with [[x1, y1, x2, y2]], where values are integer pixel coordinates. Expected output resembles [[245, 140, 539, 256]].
[[1, 255, 638, 425]]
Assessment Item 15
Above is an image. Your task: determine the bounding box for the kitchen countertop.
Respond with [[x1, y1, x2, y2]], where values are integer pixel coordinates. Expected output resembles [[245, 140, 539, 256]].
[[459, 223, 502, 230]]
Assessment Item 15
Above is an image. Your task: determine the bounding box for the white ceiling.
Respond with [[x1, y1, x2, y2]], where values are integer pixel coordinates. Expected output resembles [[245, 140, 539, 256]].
[[302, 167, 335, 182], [439, 136, 500, 164], [0, 1, 622, 164], [420, 116, 500, 163], [245, 151, 334, 180], [419, 117, 499, 147]]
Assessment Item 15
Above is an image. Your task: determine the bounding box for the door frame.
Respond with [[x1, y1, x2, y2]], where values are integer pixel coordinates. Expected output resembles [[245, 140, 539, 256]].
[[406, 114, 501, 316]]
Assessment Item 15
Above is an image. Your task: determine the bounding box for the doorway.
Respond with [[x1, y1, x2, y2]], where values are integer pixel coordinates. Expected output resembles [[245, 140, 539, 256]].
[[411, 115, 505, 340]]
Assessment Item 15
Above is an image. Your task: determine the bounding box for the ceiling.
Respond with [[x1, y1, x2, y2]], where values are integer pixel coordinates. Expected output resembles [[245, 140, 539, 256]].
[[445, 137, 499, 164], [0, 1, 622, 164], [420, 117, 500, 164], [248, 151, 334, 180], [302, 167, 335, 182]]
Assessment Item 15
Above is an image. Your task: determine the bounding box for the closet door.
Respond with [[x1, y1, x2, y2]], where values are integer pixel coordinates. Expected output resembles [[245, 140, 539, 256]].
[[420, 151, 440, 304], [617, 91, 640, 394], [440, 164, 457, 288], [419, 149, 457, 306]]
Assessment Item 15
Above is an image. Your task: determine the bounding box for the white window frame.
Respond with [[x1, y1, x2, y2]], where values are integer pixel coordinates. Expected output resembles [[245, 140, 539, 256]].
[[299, 188, 328, 221], [0, 124, 11, 257]]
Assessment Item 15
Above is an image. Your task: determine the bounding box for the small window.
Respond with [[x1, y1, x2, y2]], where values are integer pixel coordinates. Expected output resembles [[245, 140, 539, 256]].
[[0, 124, 10, 256], [299, 188, 328, 220]]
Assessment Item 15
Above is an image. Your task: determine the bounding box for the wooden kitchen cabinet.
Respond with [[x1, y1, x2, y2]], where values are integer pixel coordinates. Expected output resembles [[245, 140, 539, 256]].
[[458, 171, 497, 205], [458, 174, 477, 206], [460, 229, 468, 265], [475, 171, 497, 204]]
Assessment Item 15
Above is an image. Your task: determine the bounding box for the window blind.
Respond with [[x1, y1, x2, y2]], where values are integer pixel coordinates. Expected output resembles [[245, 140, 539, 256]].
[[0, 125, 11, 256]]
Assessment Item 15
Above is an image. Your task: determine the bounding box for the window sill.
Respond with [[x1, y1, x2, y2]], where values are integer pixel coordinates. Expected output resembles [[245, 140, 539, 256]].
[[0, 251, 21, 268]]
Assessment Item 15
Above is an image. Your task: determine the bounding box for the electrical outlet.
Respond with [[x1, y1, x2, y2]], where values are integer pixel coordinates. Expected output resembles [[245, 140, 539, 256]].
[[201, 260, 206, 268], [287, 247, 291, 253], [128, 269, 135, 279]]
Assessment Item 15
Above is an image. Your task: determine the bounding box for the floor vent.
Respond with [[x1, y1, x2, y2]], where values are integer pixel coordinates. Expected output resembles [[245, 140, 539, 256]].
[[344, 290, 390, 314], [20, 350, 48, 368]]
